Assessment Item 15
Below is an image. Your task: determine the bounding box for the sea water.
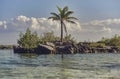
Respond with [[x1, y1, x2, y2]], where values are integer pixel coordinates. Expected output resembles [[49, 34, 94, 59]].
[[0, 50, 120, 79]]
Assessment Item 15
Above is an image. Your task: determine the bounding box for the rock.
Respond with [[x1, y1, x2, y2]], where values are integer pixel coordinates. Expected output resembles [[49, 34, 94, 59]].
[[14, 41, 120, 54], [46, 42, 55, 48], [35, 44, 55, 54], [13, 46, 35, 53], [56, 45, 74, 54]]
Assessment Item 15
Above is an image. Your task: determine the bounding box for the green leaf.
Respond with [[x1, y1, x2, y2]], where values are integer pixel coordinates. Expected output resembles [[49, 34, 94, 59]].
[[57, 6, 62, 14], [67, 17, 78, 20], [66, 20, 76, 24]]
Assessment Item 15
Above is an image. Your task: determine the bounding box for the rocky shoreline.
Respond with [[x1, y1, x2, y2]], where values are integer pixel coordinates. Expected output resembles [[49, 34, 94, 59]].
[[13, 42, 120, 54], [77, 42, 120, 53]]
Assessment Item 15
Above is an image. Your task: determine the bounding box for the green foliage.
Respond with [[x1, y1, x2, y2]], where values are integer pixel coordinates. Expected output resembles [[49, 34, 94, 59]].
[[99, 34, 120, 48], [63, 34, 77, 43], [0, 45, 13, 49], [17, 28, 39, 48], [89, 42, 105, 48], [17, 28, 77, 48], [39, 32, 77, 44], [39, 31, 59, 44], [107, 35, 120, 47], [49, 6, 77, 42]]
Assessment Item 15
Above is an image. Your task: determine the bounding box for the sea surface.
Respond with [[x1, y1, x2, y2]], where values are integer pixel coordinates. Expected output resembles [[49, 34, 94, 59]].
[[0, 50, 120, 79]]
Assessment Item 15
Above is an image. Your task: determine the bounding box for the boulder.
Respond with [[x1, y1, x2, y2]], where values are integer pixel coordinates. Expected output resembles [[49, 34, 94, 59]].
[[35, 44, 55, 54], [56, 45, 74, 54], [13, 46, 35, 53], [46, 42, 55, 48]]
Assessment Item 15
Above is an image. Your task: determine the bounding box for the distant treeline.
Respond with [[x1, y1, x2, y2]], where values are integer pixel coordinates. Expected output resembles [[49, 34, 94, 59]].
[[0, 45, 13, 49], [97, 34, 120, 48]]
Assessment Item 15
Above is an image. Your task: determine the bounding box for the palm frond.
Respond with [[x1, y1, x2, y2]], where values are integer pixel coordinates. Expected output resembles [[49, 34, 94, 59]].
[[61, 6, 68, 18], [48, 16, 60, 20], [57, 6, 62, 14], [64, 11, 74, 17], [50, 13, 59, 18], [66, 20, 76, 24], [67, 17, 78, 20], [63, 6, 68, 11], [49, 6, 77, 42], [63, 6, 68, 13]]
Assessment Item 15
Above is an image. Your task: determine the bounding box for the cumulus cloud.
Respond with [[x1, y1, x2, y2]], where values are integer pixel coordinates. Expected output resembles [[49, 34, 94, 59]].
[[0, 21, 3, 26], [82, 19, 120, 26], [7, 15, 81, 33], [101, 27, 112, 32], [77, 18, 120, 41], [0, 21, 7, 29], [1, 16, 120, 44], [0, 15, 81, 43], [16, 15, 30, 22], [81, 18, 120, 33]]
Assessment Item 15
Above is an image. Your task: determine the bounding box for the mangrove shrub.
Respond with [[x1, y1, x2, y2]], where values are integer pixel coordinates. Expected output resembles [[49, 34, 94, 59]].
[[17, 28, 39, 49]]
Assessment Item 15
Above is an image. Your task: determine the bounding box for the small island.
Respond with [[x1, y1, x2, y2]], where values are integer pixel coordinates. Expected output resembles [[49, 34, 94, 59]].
[[13, 6, 120, 54], [1, 1, 120, 79], [13, 27, 120, 54]]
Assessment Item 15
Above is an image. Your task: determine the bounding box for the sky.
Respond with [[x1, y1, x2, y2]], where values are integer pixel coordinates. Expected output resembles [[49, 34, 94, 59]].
[[1, 0, 120, 44]]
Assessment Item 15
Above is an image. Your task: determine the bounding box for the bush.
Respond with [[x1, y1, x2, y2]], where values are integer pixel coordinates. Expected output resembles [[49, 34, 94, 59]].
[[89, 43, 105, 48], [17, 28, 39, 48], [39, 31, 59, 44], [99, 34, 120, 47]]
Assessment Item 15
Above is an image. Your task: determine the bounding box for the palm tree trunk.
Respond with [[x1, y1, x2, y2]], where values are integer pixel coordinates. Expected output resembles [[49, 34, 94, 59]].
[[61, 20, 63, 42], [60, 20, 64, 58]]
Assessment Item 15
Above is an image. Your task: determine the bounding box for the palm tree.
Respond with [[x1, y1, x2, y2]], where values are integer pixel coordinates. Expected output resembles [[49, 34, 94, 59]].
[[49, 6, 77, 42]]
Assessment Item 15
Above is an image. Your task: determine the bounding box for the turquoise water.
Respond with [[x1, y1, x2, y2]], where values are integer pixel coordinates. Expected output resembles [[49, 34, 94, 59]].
[[0, 50, 120, 79]]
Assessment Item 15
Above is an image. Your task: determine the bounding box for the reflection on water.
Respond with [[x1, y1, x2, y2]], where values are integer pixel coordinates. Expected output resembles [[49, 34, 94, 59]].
[[0, 50, 120, 79], [19, 53, 39, 58]]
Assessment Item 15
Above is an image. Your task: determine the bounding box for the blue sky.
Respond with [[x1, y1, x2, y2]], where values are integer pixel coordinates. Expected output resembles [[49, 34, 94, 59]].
[[0, 0, 120, 21], [1, 0, 120, 44]]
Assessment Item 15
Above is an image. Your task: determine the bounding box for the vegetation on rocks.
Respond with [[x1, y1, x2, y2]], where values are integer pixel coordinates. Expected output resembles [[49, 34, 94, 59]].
[[14, 28, 120, 54], [89, 42, 106, 48], [14, 6, 120, 53], [0, 45, 13, 49], [39, 31, 59, 44], [98, 34, 120, 48], [17, 28, 39, 49], [17, 28, 77, 48]]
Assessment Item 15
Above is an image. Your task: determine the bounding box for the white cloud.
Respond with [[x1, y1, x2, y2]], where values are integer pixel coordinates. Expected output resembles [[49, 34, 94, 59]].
[[8, 15, 81, 32], [0, 15, 82, 42], [82, 19, 120, 26], [81, 18, 120, 34], [0, 21, 3, 26], [77, 18, 120, 41], [2, 16, 120, 44], [30, 17, 40, 30], [0, 21, 7, 29], [16, 15, 30, 22], [101, 27, 112, 32]]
